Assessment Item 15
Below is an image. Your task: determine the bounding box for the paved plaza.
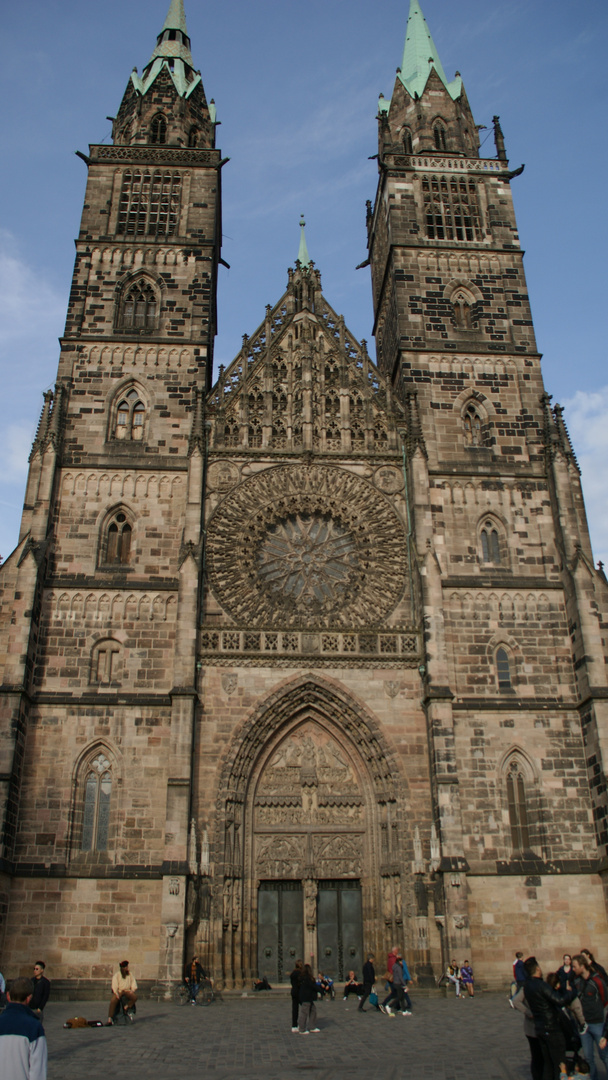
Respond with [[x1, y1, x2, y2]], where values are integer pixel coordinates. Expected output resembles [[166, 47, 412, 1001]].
[[41, 990, 538, 1080]]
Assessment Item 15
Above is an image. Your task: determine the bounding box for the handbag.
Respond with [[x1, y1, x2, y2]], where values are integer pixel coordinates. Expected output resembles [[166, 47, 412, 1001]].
[[369, 991, 378, 1006]]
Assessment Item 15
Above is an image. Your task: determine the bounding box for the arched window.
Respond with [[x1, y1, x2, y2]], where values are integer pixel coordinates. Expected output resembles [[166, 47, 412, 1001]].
[[403, 128, 413, 154], [150, 114, 167, 145], [433, 122, 447, 151], [90, 639, 121, 685], [481, 519, 500, 563], [506, 759, 530, 853], [224, 421, 240, 448], [121, 281, 157, 329], [249, 422, 262, 448], [463, 403, 482, 447], [81, 752, 112, 852], [452, 290, 473, 330], [114, 388, 146, 440], [496, 647, 512, 690], [104, 511, 132, 565], [188, 127, 199, 148]]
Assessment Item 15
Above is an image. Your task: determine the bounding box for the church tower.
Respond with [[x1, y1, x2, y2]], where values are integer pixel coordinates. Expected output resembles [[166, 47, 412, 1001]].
[[367, 0, 608, 968], [0, 0, 223, 990], [1, 0, 607, 994]]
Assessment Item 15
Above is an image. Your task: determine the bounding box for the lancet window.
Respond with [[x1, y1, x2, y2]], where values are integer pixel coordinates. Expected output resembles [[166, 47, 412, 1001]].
[[150, 114, 167, 145], [506, 759, 530, 853], [81, 752, 112, 852]]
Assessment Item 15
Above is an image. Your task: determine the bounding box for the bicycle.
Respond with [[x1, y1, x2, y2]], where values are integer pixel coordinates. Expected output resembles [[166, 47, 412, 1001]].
[[173, 980, 219, 1006]]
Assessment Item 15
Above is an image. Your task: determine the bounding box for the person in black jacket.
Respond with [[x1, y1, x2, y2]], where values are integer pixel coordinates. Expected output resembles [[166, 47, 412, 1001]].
[[298, 964, 320, 1034], [572, 954, 608, 1080], [290, 960, 303, 1032], [524, 957, 575, 1080], [30, 964, 50, 1019], [358, 954, 376, 1012]]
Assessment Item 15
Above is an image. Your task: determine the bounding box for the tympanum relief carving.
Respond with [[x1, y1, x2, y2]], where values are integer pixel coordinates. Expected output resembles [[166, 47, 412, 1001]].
[[253, 723, 365, 879]]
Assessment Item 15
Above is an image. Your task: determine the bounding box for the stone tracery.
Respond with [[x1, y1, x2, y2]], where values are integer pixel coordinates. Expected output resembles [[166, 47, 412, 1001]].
[[206, 464, 407, 628]]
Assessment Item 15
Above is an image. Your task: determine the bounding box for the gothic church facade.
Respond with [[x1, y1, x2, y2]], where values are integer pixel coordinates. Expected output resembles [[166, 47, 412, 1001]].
[[1, 0, 607, 994]]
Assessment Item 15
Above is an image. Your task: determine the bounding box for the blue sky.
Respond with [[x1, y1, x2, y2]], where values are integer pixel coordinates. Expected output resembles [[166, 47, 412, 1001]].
[[1, 0, 607, 562]]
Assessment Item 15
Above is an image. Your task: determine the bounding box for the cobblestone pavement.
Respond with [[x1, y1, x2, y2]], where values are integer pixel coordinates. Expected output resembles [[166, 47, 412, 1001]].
[[42, 991, 599, 1080]]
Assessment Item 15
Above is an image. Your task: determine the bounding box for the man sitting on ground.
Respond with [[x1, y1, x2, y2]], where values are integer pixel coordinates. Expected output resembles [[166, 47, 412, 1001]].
[[107, 960, 138, 1025], [0, 976, 47, 1080]]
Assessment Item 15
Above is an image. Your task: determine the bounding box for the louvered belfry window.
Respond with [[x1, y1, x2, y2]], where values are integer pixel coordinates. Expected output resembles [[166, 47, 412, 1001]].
[[422, 175, 483, 241], [117, 171, 182, 237]]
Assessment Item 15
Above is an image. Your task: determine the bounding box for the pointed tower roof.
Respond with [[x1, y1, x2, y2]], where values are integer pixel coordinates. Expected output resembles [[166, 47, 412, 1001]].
[[398, 0, 462, 102], [148, 0, 194, 68], [132, 0, 201, 98], [297, 215, 311, 268]]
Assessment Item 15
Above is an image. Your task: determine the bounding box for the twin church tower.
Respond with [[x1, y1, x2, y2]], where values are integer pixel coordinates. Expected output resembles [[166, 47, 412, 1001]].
[[1, 0, 606, 993]]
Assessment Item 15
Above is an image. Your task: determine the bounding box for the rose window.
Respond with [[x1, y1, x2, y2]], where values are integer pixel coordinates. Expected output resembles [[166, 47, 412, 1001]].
[[257, 514, 358, 608], [206, 464, 407, 628]]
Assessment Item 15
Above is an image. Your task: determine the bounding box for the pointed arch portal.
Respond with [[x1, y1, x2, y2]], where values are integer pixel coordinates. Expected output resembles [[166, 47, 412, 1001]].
[[214, 677, 403, 985]]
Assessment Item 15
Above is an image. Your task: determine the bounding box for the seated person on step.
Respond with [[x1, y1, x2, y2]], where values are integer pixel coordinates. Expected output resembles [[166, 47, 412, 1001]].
[[343, 971, 362, 998], [107, 960, 138, 1025]]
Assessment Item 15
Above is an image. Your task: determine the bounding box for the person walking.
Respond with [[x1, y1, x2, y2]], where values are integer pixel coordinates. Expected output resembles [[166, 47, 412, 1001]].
[[298, 964, 320, 1034], [358, 954, 376, 1012], [290, 960, 303, 1032], [0, 977, 47, 1080]]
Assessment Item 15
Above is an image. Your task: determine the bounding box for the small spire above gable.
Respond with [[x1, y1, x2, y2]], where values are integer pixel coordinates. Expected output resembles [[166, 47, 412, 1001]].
[[207, 248, 404, 457]]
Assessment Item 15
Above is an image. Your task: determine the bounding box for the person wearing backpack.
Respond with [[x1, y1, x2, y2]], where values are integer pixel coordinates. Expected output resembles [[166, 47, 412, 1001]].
[[581, 952, 608, 1006], [571, 954, 608, 1080]]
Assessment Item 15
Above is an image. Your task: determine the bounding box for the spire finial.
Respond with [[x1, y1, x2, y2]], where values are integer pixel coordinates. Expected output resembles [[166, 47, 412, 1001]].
[[297, 214, 311, 268], [146, 0, 194, 71], [399, 0, 462, 102]]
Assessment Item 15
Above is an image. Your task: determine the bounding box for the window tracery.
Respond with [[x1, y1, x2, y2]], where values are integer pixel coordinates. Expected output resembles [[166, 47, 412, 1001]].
[[119, 280, 158, 330], [506, 758, 530, 854], [150, 114, 167, 145], [463, 402, 482, 446], [102, 510, 132, 565], [433, 122, 447, 151], [117, 171, 182, 237], [422, 175, 482, 241], [480, 519, 501, 563], [81, 751, 112, 852], [114, 387, 146, 439]]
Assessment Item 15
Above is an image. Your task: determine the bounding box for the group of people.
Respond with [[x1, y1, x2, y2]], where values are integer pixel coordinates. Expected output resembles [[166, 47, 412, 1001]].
[[511, 948, 608, 1080], [289, 945, 416, 1032], [445, 958, 475, 998], [0, 961, 51, 1080]]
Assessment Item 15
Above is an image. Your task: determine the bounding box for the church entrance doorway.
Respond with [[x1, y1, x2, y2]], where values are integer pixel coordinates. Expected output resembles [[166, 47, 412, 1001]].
[[256, 879, 363, 984], [257, 881, 303, 984], [317, 880, 362, 981]]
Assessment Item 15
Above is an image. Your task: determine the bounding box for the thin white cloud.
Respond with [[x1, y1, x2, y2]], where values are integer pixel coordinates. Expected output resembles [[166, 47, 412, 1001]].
[[0, 234, 64, 557], [0, 231, 64, 351], [562, 388, 608, 567]]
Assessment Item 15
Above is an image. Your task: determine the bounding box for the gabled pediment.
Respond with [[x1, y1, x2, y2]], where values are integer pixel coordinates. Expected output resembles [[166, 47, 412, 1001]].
[[207, 265, 404, 456]]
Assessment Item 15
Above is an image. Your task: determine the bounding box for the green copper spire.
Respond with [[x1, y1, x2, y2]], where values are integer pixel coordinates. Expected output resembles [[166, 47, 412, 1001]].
[[133, 0, 201, 98], [148, 0, 194, 69], [297, 215, 311, 267], [399, 0, 462, 102]]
